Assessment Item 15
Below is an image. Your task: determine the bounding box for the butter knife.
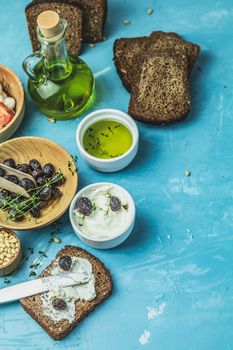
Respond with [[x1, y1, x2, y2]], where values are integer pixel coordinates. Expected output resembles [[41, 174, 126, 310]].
[[0, 272, 91, 304]]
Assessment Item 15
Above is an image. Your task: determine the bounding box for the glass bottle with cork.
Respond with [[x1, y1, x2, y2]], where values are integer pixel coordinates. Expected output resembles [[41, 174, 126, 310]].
[[23, 10, 94, 120]]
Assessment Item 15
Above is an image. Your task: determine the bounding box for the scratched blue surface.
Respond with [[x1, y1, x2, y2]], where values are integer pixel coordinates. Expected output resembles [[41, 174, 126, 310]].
[[0, 0, 233, 349]]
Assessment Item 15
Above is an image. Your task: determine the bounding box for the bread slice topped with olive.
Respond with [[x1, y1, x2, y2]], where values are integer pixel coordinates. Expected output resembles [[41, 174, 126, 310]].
[[20, 245, 113, 340]]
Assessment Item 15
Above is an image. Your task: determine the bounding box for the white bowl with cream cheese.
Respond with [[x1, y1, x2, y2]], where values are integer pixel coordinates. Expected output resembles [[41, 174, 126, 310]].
[[76, 109, 139, 172], [69, 182, 136, 249]]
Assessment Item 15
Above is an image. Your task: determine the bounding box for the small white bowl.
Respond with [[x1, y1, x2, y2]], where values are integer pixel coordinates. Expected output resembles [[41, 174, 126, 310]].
[[76, 109, 139, 172], [69, 182, 136, 249]]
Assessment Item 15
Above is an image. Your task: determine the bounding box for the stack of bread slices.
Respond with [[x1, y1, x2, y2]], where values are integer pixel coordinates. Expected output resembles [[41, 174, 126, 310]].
[[25, 0, 107, 55], [114, 31, 200, 125]]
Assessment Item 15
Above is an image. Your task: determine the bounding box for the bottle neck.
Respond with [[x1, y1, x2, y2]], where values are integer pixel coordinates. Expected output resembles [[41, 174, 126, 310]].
[[38, 21, 72, 81]]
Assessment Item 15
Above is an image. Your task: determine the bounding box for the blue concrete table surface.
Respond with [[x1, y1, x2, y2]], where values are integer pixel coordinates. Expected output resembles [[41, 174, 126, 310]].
[[0, 0, 233, 349]]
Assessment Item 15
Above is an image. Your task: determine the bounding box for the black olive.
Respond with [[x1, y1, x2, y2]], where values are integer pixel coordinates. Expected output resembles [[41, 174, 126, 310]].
[[8, 209, 24, 221], [52, 298, 67, 311], [38, 200, 48, 210], [3, 158, 16, 168], [76, 196, 93, 216], [39, 186, 52, 201], [0, 190, 11, 200], [36, 176, 47, 187], [29, 159, 42, 171], [31, 169, 44, 179], [43, 163, 55, 177], [51, 187, 62, 199], [30, 206, 40, 218], [19, 178, 35, 191], [0, 190, 11, 207], [51, 172, 65, 186], [4, 175, 19, 184], [110, 196, 121, 211], [59, 255, 72, 271], [0, 168, 6, 177], [16, 163, 31, 174]]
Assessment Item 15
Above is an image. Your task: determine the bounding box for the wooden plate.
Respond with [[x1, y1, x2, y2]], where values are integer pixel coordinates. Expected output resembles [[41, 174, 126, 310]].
[[0, 137, 78, 230]]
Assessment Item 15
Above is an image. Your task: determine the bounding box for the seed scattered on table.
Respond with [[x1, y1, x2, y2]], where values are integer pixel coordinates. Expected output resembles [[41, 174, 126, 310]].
[[53, 237, 61, 244], [123, 19, 131, 25], [88, 43, 95, 48], [147, 9, 153, 15], [185, 169, 191, 177], [47, 118, 56, 123]]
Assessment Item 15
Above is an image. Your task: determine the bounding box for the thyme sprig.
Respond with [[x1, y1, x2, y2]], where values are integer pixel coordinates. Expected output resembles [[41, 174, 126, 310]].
[[28, 221, 62, 278]]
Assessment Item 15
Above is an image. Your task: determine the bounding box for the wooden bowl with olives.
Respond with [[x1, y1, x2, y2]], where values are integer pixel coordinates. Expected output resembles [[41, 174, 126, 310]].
[[0, 137, 78, 230], [0, 65, 25, 143]]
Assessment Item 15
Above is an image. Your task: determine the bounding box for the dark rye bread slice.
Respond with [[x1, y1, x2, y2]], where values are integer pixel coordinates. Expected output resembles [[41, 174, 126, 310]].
[[20, 246, 113, 340], [114, 31, 200, 92], [113, 36, 150, 91], [25, 1, 83, 55], [128, 52, 190, 125], [149, 31, 200, 74], [70, 0, 107, 43]]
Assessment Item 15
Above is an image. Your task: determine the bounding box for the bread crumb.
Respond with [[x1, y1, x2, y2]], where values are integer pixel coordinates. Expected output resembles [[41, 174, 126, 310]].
[[147, 9, 153, 15], [185, 169, 191, 177]]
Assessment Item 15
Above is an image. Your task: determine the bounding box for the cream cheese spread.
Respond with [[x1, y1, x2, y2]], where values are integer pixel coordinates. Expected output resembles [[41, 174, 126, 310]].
[[73, 184, 130, 239], [40, 257, 96, 323]]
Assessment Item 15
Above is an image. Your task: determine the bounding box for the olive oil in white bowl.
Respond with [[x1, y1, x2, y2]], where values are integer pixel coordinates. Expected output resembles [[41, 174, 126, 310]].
[[76, 109, 139, 172]]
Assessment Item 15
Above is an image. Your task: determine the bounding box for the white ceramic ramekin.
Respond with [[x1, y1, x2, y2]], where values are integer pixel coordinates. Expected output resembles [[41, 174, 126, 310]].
[[69, 182, 136, 249], [76, 109, 139, 172]]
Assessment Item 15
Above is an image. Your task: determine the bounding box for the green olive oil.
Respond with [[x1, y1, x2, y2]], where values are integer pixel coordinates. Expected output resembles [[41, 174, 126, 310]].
[[83, 120, 133, 159]]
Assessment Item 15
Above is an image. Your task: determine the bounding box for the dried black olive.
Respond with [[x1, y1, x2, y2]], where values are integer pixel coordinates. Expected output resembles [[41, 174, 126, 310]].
[[4, 174, 19, 184], [19, 178, 35, 191], [43, 163, 55, 177], [39, 186, 52, 201], [31, 169, 43, 179], [0, 190, 11, 207], [36, 176, 47, 187], [16, 163, 31, 174], [52, 298, 67, 311], [51, 187, 62, 199], [76, 197, 93, 216], [59, 255, 72, 271], [29, 159, 42, 171], [38, 200, 48, 210], [51, 172, 65, 186], [110, 196, 121, 211], [0, 190, 11, 200], [0, 168, 6, 177], [30, 206, 40, 218], [3, 158, 16, 168]]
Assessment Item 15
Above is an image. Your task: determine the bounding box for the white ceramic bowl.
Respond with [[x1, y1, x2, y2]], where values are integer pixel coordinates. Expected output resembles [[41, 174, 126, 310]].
[[76, 109, 139, 172], [69, 182, 136, 249]]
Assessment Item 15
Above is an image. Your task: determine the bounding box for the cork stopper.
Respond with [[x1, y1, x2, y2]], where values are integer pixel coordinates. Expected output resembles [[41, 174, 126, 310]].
[[37, 10, 61, 38]]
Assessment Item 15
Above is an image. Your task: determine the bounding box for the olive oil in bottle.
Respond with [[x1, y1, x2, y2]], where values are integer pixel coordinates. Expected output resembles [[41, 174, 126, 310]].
[[23, 11, 94, 120]]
